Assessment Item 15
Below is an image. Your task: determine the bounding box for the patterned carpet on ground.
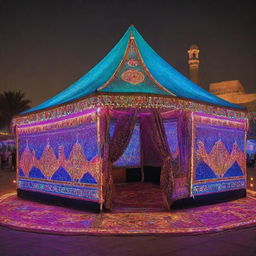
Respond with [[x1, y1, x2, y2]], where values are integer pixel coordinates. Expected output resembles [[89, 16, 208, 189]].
[[0, 183, 256, 235], [113, 183, 164, 212]]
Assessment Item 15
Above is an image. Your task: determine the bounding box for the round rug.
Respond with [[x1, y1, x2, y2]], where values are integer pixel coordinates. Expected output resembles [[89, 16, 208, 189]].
[[1, 191, 256, 235]]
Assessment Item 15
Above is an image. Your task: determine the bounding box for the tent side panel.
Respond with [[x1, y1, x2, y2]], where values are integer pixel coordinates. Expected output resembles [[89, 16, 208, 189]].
[[191, 112, 247, 196], [16, 110, 101, 202]]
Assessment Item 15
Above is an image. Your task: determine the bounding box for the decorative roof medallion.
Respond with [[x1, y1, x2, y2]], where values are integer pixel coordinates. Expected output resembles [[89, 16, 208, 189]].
[[127, 58, 138, 67], [121, 69, 145, 84]]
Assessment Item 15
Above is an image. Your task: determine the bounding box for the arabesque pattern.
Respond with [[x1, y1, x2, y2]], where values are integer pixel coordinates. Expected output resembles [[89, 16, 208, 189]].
[[197, 140, 245, 178], [121, 69, 145, 84], [19, 142, 100, 182]]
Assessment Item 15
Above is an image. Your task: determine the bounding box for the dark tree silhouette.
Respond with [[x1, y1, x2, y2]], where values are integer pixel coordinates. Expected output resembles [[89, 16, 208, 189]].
[[0, 90, 31, 131]]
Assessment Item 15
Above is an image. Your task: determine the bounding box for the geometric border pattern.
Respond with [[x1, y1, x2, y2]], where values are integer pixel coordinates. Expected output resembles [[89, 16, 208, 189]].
[[18, 179, 99, 201], [192, 178, 246, 195], [12, 94, 248, 128]]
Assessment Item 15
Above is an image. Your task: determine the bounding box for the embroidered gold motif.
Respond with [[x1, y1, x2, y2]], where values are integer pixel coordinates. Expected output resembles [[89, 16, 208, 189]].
[[197, 140, 245, 177], [127, 58, 138, 67], [19, 141, 100, 182], [121, 69, 144, 84]]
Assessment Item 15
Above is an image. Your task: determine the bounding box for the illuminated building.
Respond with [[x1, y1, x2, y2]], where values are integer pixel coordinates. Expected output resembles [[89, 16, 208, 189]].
[[188, 44, 200, 85]]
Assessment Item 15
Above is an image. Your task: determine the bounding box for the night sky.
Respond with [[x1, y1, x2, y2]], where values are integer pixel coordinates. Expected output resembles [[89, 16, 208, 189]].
[[0, 0, 255, 107]]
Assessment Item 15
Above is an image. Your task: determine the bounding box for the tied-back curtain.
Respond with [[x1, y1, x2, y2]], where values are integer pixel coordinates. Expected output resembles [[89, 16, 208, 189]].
[[140, 115, 162, 167], [162, 111, 191, 200], [178, 111, 190, 175], [99, 108, 113, 210], [109, 110, 137, 163], [101, 109, 137, 210], [177, 111, 191, 197], [151, 109, 174, 209], [161, 110, 191, 200]]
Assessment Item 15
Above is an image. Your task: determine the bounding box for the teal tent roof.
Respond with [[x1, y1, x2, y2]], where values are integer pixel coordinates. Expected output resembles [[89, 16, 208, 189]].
[[24, 25, 243, 113]]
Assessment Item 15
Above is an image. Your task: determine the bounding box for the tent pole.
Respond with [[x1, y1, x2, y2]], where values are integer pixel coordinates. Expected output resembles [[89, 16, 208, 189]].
[[141, 165, 144, 183], [97, 107, 104, 214], [100, 202, 103, 213], [140, 118, 144, 183]]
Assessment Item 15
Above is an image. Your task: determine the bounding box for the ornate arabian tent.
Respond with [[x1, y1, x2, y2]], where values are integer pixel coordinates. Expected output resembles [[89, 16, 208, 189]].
[[12, 26, 248, 211]]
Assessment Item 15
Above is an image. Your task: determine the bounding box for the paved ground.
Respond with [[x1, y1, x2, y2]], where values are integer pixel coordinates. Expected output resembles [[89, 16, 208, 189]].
[[0, 168, 16, 196], [0, 168, 256, 256]]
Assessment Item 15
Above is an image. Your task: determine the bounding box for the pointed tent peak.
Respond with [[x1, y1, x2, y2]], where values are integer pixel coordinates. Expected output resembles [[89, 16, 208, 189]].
[[129, 24, 138, 30], [97, 30, 174, 96], [128, 25, 140, 40], [127, 25, 135, 36], [126, 24, 140, 34], [22, 25, 244, 114], [128, 24, 140, 33]]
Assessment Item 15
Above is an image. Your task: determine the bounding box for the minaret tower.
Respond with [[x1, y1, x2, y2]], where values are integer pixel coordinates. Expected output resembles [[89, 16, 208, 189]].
[[188, 44, 200, 85]]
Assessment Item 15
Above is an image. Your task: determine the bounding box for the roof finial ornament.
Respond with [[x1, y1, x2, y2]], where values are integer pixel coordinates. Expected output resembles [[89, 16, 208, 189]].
[[130, 31, 134, 40]]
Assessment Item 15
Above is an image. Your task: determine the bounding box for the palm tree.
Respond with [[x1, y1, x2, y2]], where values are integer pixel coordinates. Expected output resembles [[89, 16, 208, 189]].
[[0, 90, 31, 132]]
